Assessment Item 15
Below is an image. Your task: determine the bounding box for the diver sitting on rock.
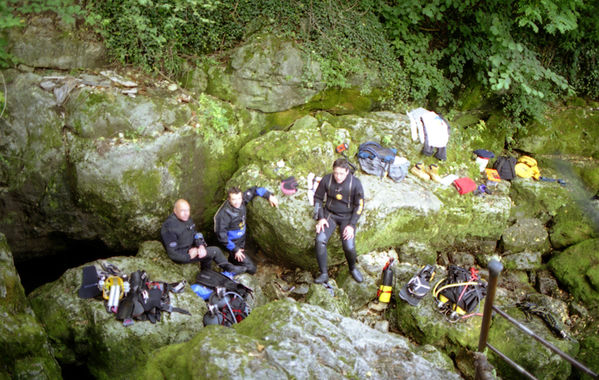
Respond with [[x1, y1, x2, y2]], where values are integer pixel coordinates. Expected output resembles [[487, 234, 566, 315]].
[[161, 199, 246, 274], [313, 158, 365, 284], [214, 186, 278, 275]]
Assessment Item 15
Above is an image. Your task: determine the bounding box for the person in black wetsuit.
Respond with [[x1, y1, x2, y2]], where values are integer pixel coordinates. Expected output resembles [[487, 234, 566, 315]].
[[214, 186, 278, 274], [313, 158, 365, 284], [161, 199, 246, 274]]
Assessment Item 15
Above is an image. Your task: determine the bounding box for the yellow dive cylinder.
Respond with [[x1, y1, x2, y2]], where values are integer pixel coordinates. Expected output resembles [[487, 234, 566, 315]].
[[377, 259, 394, 303]]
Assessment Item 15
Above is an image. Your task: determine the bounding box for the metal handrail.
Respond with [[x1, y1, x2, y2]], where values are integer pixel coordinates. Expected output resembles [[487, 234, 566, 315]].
[[476, 259, 598, 380]]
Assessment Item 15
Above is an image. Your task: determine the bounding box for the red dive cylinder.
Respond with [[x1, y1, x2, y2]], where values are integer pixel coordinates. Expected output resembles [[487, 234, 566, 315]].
[[377, 258, 394, 303]]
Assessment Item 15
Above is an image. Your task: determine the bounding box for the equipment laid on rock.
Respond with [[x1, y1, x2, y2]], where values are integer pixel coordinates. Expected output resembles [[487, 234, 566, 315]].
[[493, 156, 517, 180], [77, 262, 188, 326], [473, 149, 495, 172], [399, 264, 436, 306], [115, 270, 188, 325], [203, 287, 250, 327], [453, 177, 477, 195], [515, 155, 541, 180], [432, 265, 487, 322], [410, 162, 430, 181], [377, 258, 395, 303], [516, 300, 569, 339], [280, 176, 298, 195], [358, 141, 409, 182], [78, 265, 103, 299], [194, 269, 253, 327], [102, 275, 128, 313]]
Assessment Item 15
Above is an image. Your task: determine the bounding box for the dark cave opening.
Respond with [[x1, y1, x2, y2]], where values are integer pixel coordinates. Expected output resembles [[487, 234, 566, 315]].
[[13, 236, 136, 295]]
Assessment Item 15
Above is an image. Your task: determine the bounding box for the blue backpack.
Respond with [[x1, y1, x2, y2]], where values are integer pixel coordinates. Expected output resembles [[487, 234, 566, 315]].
[[358, 141, 408, 182]]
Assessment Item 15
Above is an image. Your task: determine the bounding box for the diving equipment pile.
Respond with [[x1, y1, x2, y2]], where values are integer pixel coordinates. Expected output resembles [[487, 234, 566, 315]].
[[78, 262, 189, 326], [432, 265, 487, 322], [399, 264, 436, 306]]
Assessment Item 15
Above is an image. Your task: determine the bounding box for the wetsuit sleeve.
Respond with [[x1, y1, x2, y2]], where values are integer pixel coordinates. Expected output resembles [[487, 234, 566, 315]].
[[161, 221, 191, 263], [214, 209, 233, 251], [242, 186, 272, 204], [349, 178, 365, 226], [313, 175, 328, 220]]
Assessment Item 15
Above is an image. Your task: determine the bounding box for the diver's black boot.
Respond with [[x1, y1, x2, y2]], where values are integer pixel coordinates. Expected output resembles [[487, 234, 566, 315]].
[[349, 268, 363, 283], [345, 249, 363, 283], [314, 243, 329, 284], [222, 263, 247, 275], [314, 272, 329, 284]]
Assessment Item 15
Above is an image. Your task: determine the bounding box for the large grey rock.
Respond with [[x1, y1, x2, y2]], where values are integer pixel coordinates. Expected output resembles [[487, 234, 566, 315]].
[[197, 34, 385, 114], [0, 233, 62, 379], [141, 299, 461, 380], [202, 34, 323, 112], [229, 112, 512, 270], [7, 16, 106, 69], [0, 72, 85, 256], [0, 70, 274, 255]]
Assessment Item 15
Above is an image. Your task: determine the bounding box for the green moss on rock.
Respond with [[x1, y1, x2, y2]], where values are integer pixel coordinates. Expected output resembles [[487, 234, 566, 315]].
[[550, 204, 598, 249], [515, 104, 599, 158], [487, 307, 576, 380], [548, 239, 599, 305]]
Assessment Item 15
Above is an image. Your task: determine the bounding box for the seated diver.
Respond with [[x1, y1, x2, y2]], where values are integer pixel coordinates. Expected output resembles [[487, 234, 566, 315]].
[[161, 199, 246, 274]]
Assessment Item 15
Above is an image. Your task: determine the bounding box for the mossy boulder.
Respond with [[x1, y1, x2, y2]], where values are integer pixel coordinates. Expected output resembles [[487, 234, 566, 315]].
[[515, 103, 599, 158], [140, 299, 461, 379], [509, 177, 572, 223], [228, 112, 511, 271], [501, 218, 549, 253], [27, 241, 207, 380], [1, 69, 281, 255], [305, 281, 351, 316], [198, 33, 383, 114], [550, 203, 599, 250], [575, 318, 599, 379], [64, 86, 193, 139], [548, 239, 599, 306], [7, 15, 106, 70], [200, 33, 324, 113], [0, 233, 62, 379]]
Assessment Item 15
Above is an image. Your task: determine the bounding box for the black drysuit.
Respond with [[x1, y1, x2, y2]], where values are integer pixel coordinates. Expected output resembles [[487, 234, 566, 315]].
[[160, 213, 234, 271], [313, 173, 364, 274], [213, 186, 271, 274]]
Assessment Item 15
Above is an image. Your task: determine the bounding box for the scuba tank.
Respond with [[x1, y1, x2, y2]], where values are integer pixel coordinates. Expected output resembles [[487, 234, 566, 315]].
[[377, 258, 394, 303], [203, 303, 224, 326]]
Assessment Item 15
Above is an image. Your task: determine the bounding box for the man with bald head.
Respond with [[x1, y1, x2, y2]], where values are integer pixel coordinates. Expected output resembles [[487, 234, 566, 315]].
[[161, 199, 246, 274]]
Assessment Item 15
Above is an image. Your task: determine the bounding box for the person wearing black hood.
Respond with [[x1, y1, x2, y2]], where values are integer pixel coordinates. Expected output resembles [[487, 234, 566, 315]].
[[214, 186, 278, 274], [161, 199, 246, 274], [313, 158, 365, 284]]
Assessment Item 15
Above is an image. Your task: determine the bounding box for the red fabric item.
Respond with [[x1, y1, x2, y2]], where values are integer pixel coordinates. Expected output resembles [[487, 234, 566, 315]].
[[453, 177, 477, 195]]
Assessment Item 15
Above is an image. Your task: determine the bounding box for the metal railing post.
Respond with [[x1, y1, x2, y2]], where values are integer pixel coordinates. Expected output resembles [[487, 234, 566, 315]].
[[478, 259, 503, 352]]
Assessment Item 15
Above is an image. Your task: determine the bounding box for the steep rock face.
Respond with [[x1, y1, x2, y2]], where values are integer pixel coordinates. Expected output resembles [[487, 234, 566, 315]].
[[187, 34, 383, 114], [140, 299, 461, 380], [0, 234, 62, 379], [0, 72, 81, 256], [0, 69, 277, 255], [7, 15, 106, 70]]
